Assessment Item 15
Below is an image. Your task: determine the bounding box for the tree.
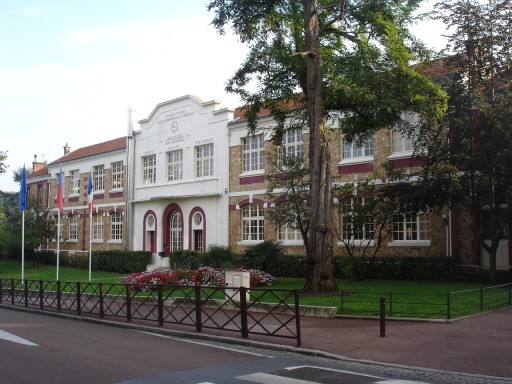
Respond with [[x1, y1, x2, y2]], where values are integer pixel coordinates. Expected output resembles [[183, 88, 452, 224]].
[[424, 0, 512, 282], [332, 177, 397, 280], [0, 193, 55, 263], [0, 150, 7, 175], [208, 0, 447, 293]]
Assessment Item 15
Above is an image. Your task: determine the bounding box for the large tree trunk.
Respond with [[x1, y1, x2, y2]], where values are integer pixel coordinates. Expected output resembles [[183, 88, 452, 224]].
[[302, 0, 337, 294]]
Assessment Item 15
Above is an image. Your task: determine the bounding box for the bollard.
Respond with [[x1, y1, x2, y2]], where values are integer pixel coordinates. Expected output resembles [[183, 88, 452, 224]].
[[380, 297, 386, 337]]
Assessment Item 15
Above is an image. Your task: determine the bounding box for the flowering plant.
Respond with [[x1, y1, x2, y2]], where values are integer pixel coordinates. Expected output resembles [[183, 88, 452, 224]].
[[124, 267, 275, 292]]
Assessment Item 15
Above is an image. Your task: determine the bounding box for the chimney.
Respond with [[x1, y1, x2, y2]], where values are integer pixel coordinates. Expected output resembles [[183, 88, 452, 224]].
[[64, 143, 71, 155], [32, 154, 44, 172]]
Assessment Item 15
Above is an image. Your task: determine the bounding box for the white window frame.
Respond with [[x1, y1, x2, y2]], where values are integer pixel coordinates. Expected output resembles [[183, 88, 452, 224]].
[[68, 215, 78, 241], [278, 129, 304, 168], [339, 197, 375, 247], [389, 112, 418, 159], [242, 135, 265, 174], [341, 135, 374, 164], [195, 143, 214, 178], [111, 161, 124, 190], [240, 204, 265, 243], [389, 211, 430, 247], [93, 165, 105, 192], [170, 211, 183, 251], [92, 214, 104, 242], [109, 212, 123, 242], [167, 149, 183, 181], [278, 225, 303, 245], [142, 155, 156, 184], [70, 170, 80, 195]]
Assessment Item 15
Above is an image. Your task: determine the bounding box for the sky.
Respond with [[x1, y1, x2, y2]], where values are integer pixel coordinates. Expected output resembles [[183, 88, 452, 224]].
[[0, 0, 448, 193]]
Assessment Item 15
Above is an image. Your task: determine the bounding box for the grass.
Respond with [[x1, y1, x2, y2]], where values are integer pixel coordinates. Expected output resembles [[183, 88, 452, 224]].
[[1, 260, 510, 319], [0, 260, 126, 282]]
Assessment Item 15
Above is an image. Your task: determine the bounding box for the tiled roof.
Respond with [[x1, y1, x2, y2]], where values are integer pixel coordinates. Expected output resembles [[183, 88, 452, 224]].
[[414, 56, 459, 82], [27, 167, 49, 179], [48, 137, 127, 165]]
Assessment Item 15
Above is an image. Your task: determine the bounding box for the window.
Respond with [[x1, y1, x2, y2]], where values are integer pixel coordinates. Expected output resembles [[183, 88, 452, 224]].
[[243, 135, 265, 172], [392, 212, 429, 241], [278, 225, 302, 242], [56, 221, 63, 241], [241, 204, 265, 241], [195, 143, 214, 177], [37, 185, 43, 206], [110, 212, 123, 240], [392, 112, 418, 154], [341, 197, 374, 242], [391, 130, 413, 153], [170, 211, 183, 251], [92, 214, 103, 241], [69, 215, 78, 240], [70, 170, 80, 195], [142, 155, 156, 184], [167, 150, 183, 181], [93, 165, 105, 192], [111, 161, 124, 189], [342, 136, 373, 159], [278, 129, 304, 168]]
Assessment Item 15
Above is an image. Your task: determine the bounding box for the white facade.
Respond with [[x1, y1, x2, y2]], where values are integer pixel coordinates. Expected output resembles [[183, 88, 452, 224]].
[[130, 95, 232, 266]]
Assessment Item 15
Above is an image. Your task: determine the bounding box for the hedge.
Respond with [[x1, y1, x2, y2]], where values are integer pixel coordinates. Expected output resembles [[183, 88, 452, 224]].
[[35, 250, 151, 274]]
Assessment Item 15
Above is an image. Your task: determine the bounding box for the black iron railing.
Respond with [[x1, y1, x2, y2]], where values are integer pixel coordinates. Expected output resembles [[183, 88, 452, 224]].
[[0, 278, 301, 346]]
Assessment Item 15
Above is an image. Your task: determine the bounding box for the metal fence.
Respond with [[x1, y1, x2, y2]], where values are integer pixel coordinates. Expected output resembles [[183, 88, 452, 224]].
[[340, 283, 512, 320], [0, 278, 301, 346]]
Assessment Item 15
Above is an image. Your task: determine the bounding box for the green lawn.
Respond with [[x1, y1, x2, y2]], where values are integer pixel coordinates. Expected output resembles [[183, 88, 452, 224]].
[[0, 260, 125, 282], [1, 260, 509, 319]]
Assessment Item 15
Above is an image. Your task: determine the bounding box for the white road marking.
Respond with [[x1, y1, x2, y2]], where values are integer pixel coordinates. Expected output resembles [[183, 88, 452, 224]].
[[133, 330, 271, 357], [0, 329, 38, 346], [238, 373, 319, 384]]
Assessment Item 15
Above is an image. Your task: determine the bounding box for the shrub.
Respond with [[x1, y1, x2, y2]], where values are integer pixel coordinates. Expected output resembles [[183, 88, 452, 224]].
[[201, 244, 237, 268], [169, 250, 202, 270], [242, 240, 284, 271]]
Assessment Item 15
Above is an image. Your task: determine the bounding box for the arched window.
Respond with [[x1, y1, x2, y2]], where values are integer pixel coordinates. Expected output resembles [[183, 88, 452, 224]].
[[170, 211, 183, 251]]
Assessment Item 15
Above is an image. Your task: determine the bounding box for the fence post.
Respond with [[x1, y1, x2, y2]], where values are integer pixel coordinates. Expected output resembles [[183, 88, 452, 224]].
[[126, 284, 132, 322], [157, 285, 164, 327], [0, 278, 3, 304], [480, 287, 484, 311], [195, 285, 202, 332], [24, 280, 28, 307], [76, 282, 82, 315], [99, 283, 104, 319], [447, 291, 451, 320], [57, 281, 61, 311], [240, 287, 249, 339], [39, 280, 44, 310], [11, 279, 15, 305], [380, 297, 386, 337], [294, 289, 301, 347]]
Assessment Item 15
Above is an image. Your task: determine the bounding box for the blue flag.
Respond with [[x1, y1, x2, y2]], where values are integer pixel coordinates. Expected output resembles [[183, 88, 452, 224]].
[[19, 165, 27, 212]]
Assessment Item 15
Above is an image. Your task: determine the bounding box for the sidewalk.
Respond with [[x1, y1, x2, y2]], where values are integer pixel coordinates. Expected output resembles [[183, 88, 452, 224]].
[[295, 307, 512, 378]]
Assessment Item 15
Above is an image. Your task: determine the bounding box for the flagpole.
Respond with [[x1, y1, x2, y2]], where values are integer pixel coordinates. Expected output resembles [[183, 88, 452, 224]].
[[19, 165, 27, 282], [56, 210, 60, 281], [21, 211, 25, 281], [89, 209, 92, 281], [87, 171, 94, 282]]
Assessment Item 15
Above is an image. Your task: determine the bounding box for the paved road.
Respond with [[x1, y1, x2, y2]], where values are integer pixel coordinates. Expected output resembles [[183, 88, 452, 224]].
[[1, 307, 510, 384]]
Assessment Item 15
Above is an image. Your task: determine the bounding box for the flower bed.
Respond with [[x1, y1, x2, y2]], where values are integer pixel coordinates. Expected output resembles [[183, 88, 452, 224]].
[[124, 267, 275, 292]]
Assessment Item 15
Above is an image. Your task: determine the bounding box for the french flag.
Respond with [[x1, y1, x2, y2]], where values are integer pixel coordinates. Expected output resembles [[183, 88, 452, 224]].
[[87, 173, 94, 213], [57, 164, 64, 212]]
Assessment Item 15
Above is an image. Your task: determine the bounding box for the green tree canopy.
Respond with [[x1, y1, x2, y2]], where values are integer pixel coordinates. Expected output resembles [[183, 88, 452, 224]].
[[208, 0, 448, 293]]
